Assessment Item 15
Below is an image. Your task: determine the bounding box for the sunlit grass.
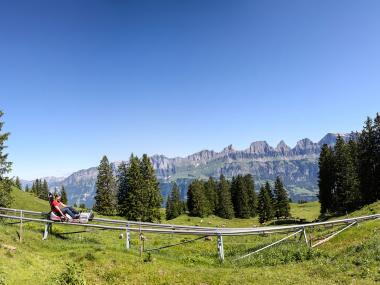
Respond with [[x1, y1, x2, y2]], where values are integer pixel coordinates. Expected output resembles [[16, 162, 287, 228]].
[[0, 188, 379, 284]]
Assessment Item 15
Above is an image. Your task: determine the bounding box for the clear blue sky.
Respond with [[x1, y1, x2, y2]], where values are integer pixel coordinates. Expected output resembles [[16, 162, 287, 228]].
[[1, 0, 380, 180]]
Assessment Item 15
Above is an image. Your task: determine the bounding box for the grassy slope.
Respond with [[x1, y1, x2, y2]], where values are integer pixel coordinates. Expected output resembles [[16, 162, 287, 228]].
[[10, 187, 50, 212], [0, 188, 379, 285]]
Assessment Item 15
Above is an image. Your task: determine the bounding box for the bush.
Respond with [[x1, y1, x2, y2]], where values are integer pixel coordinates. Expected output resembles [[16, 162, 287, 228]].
[[53, 263, 87, 285]]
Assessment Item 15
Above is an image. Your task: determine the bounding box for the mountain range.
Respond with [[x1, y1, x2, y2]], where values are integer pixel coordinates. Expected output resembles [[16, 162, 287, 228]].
[[21, 133, 350, 207]]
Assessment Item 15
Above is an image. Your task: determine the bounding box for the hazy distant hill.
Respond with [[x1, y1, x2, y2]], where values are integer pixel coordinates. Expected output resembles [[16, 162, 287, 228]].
[[22, 133, 351, 207]]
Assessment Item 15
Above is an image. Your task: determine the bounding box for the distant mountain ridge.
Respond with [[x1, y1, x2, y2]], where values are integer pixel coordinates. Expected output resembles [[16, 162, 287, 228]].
[[21, 133, 351, 207]]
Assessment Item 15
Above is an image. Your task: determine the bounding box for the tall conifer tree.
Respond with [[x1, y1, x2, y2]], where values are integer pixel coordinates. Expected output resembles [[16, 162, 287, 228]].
[[373, 113, 380, 200], [187, 180, 210, 217], [140, 154, 162, 222], [124, 155, 144, 221], [38, 179, 49, 200], [204, 177, 218, 214], [334, 136, 360, 212], [258, 185, 274, 223], [358, 117, 376, 204], [273, 177, 290, 218], [231, 175, 250, 218], [265, 182, 274, 203], [31, 181, 36, 196], [318, 144, 336, 214], [244, 174, 257, 217], [15, 176, 22, 190], [0, 111, 13, 208], [93, 155, 117, 215], [166, 182, 182, 220], [116, 161, 128, 216], [216, 174, 234, 219], [60, 185, 68, 204]]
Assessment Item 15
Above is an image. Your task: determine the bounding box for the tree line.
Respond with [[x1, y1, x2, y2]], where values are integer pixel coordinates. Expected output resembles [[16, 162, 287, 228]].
[[318, 113, 380, 215], [167, 174, 290, 223], [93, 154, 162, 222], [18, 177, 68, 203]]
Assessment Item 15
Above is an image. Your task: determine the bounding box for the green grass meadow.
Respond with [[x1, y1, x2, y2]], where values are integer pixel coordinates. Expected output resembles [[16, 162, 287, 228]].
[[0, 188, 379, 284]]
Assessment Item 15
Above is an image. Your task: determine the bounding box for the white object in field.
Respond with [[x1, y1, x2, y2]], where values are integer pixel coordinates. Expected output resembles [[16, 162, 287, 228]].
[[79, 212, 92, 223]]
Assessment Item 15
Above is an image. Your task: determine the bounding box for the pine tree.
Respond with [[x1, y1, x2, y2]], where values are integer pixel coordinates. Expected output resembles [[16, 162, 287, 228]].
[[373, 113, 380, 200], [0, 111, 13, 208], [25, 185, 30, 192], [187, 180, 210, 217], [166, 182, 182, 220], [358, 117, 377, 204], [318, 144, 336, 214], [37, 179, 49, 200], [216, 174, 234, 219], [35, 179, 43, 198], [257, 185, 274, 224], [60, 185, 68, 204], [34, 179, 39, 197], [265, 181, 274, 203], [231, 175, 250, 218], [93, 155, 117, 215], [116, 161, 128, 216], [334, 136, 361, 213], [204, 177, 218, 214], [273, 177, 290, 218], [140, 154, 162, 222], [31, 181, 36, 195], [244, 174, 257, 217], [15, 176, 22, 190], [124, 155, 144, 221]]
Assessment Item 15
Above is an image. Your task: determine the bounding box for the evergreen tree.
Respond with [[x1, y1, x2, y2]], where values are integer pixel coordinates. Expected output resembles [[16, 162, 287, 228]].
[[373, 113, 380, 200], [257, 185, 274, 224], [216, 174, 234, 219], [231, 175, 251, 218], [25, 185, 30, 192], [265, 181, 274, 203], [204, 177, 218, 214], [124, 155, 144, 221], [15, 176, 22, 190], [273, 177, 290, 218], [140, 154, 162, 222], [93, 155, 117, 215], [318, 144, 336, 214], [358, 117, 377, 204], [0, 111, 13, 208], [116, 161, 128, 216], [166, 182, 182, 220], [38, 179, 49, 200], [187, 180, 210, 217], [34, 179, 39, 196], [31, 181, 36, 195], [60, 185, 68, 204], [334, 136, 361, 213], [244, 174, 257, 217]]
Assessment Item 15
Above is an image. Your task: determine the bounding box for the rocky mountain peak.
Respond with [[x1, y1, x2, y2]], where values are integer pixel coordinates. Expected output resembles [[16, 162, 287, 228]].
[[275, 140, 291, 154], [247, 141, 274, 155], [318, 133, 339, 146], [187, 149, 216, 162], [222, 144, 235, 153], [293, 138, 319, 155]]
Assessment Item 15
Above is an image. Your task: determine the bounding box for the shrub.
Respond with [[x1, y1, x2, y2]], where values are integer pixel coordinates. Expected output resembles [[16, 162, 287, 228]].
[[53, 263, 87, 285]]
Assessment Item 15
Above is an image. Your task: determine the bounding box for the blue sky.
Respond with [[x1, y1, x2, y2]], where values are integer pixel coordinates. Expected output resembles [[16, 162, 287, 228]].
[[1, 0, 380, 180]]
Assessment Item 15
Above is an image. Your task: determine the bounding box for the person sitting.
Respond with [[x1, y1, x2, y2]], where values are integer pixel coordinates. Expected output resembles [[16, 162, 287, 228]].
[[51, 194, 80, 220]]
